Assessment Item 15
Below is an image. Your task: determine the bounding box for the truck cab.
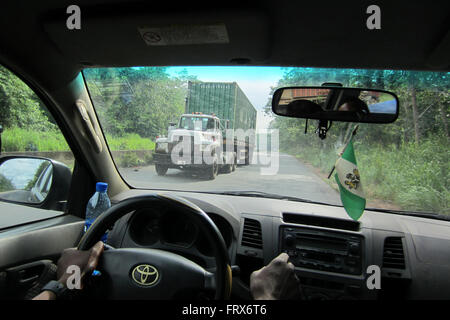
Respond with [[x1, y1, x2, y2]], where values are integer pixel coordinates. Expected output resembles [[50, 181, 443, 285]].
[[154, 113, 236, 180]]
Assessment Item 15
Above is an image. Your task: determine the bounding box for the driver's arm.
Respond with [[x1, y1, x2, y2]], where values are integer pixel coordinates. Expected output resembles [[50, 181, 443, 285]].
[[250, 253, 302, 300], [33, 241, 104, 300]]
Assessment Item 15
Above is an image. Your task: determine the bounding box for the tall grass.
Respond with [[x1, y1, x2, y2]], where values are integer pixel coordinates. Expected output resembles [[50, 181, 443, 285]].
[[293, 135, 450, 215], [1, 127, 155, 152], [105, 133, 155, 151], [2, 127, 70, 151]]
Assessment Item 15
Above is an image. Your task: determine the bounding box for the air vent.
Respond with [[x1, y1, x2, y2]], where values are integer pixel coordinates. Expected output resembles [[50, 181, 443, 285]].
[[241, 218, 263, 249], [383, 237, 405, 269], [282, 213, 360, 231]]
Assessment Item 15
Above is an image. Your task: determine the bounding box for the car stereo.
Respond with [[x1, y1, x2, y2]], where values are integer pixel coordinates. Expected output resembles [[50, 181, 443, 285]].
[[280, 227, 363, 275]]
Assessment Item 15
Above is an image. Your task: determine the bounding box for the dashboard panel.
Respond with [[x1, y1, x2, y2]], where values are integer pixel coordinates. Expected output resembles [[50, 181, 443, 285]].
[[108, 208, 235, 270], [111, 190, 450, 300]]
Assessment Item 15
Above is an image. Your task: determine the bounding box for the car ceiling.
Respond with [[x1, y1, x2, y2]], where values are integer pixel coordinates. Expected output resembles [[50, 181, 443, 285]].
[[0, 0, 449, 91]]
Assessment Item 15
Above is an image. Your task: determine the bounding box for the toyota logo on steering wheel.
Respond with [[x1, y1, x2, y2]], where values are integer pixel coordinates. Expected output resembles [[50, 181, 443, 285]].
[[131, 264, 159, 286]]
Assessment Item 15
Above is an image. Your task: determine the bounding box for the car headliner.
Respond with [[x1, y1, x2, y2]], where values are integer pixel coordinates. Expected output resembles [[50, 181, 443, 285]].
[[0, 0, 449, 91]]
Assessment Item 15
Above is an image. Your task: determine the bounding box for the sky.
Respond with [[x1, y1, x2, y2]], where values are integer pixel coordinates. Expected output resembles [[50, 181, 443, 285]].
[[167, 66, 285, 129]]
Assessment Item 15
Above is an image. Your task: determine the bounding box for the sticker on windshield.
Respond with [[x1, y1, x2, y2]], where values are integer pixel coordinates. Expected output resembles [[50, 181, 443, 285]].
[[138, 24, 229, 46]]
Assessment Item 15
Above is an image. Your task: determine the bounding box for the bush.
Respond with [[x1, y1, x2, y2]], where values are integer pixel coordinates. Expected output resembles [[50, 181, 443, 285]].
[[292, 135, 449, 215], [116, 151, 153, 168], [118, 153, 142, 168]]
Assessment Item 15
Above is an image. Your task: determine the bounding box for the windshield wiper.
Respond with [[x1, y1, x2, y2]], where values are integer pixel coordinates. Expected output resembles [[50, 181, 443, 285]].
[[365, 207, 450, 221], [208, 191, 337, 207]]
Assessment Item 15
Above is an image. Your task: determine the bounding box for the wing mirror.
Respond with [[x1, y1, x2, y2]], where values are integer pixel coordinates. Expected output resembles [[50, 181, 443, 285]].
[[0, 156, 71, 211], [272, 86, 399, 123]]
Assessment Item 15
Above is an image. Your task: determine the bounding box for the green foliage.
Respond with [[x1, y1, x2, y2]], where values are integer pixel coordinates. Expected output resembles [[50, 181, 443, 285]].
[[2, 127, 154, 153], [0, 173, 14, 192], [105, 133, 155, 151], [118, 153, 142, 168], [84, 67, 192, 140], [116, 152, 153, 168], [0, 66, 57, 132], [357, 135, 449, 214], [270, 68, 449, 215], [2, 127, 70, 152], [24, 161, 50, 191], [292, 134, 449, 214]]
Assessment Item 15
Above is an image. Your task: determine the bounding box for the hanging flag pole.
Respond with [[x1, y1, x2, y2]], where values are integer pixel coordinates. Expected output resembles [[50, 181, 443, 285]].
[[327, 125, 359, 179]]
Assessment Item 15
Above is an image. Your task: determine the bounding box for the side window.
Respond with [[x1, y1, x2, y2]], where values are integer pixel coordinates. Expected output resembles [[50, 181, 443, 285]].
[[0, 65, 73, 211]]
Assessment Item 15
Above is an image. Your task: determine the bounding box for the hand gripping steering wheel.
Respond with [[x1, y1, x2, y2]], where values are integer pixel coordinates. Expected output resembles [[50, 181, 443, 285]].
[[77, 194, 232, 299]]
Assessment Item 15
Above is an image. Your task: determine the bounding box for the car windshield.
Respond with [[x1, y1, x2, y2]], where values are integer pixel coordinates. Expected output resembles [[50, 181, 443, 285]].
[[83, 67, 449, 216], [179, 116, 214, 131]]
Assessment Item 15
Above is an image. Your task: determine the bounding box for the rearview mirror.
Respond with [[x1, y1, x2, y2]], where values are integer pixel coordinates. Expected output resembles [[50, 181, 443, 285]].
[[272, 86, 399, 123]]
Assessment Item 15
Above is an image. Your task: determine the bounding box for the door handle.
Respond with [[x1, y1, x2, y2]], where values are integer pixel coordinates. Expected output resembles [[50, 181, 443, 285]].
[[6, 260, 53, 289], [17, 270, 39, 285]]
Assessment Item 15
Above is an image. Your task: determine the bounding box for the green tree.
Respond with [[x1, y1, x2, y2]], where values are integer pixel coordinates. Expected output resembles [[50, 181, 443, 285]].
[[0, 173, 14, 192], [0, 66, 56, 132], [84, 67, 195, 139]]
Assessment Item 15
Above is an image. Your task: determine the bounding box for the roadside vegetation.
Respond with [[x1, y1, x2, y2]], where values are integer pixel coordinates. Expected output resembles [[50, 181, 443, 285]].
[[2, 127, 154, 152], [0, 64, 157, 168], [268, 68, 449, 215], [0, 173, 14, 192], [288, 132, 449, 215]]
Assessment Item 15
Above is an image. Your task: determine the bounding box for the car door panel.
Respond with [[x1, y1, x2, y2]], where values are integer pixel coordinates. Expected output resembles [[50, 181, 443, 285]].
[[0, 216, 84, 269], [0, 214, 84, 299], [0, 202, 64, 230]]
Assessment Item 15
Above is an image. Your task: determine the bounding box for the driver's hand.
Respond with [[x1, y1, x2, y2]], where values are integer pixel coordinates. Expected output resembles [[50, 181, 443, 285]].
[[56, 241, 104, 289], [250, 253, 301, 300]]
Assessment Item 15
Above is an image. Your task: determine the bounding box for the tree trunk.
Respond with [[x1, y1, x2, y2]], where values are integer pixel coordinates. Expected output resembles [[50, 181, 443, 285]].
[[411, 87, 420, 144]]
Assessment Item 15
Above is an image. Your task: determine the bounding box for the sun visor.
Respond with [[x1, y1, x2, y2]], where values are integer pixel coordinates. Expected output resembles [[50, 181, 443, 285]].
[[42, 10, 270, 66]]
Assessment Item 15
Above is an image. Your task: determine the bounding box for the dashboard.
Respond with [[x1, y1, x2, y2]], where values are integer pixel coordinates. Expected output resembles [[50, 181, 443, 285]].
[[109, 189, 450, 300], [107, 206, 235, 271]]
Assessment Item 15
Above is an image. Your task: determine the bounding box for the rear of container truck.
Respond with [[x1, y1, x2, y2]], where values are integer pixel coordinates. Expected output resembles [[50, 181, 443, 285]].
[[187, 81, 257, 164]]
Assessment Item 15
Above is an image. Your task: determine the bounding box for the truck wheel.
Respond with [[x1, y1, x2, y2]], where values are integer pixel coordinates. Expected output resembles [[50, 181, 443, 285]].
[[223, 154, 235, 174], [244, 147, 250, 165], [232, 155, 237, 172], [207, 156, 219, 180], [155, 164, 168, 176]]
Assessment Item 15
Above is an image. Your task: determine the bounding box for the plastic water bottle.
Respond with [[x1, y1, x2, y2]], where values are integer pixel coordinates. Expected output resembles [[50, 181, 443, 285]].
[[85, 182, 111, 243]]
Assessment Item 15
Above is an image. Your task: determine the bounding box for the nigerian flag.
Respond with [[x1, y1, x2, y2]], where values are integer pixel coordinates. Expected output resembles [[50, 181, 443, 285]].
[[334, 137, 366, 221]]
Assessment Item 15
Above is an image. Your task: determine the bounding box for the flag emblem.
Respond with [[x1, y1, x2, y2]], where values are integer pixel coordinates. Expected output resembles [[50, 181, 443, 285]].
[[345, 169, 361, 190], [334, 136, 366, 221]]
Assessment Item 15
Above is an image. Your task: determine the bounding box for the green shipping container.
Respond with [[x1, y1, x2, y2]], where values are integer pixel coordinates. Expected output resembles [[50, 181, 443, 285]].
[[186, 81, 257, 131]]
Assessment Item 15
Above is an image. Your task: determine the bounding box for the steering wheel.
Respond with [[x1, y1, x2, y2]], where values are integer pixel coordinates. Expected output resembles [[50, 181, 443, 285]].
[[77, 193, 232, 299]]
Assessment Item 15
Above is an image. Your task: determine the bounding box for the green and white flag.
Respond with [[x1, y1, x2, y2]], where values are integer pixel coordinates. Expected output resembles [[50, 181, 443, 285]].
[[334, 136, 366, 221]]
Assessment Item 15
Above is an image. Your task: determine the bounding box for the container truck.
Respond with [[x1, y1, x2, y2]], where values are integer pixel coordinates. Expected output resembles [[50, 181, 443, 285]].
[[153, 81, 257, 180]]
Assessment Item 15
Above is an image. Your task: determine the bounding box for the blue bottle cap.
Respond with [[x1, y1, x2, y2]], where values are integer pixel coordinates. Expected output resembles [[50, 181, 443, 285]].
[[96, 182, 108, 192]]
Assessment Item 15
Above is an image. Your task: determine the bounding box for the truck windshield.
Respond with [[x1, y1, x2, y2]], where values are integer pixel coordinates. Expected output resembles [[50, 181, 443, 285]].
[[179, 116, 214, 131], [83, 66, 449, 216]]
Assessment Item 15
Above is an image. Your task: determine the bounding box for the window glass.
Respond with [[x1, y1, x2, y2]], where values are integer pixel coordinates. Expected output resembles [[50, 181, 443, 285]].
[[0, 65, 74, 210], [84, 66, 449, 216]]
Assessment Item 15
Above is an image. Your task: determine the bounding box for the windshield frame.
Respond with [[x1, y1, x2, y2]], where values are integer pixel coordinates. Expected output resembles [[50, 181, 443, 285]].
[[82, 66, 449, 217]]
